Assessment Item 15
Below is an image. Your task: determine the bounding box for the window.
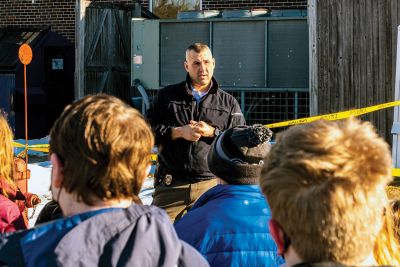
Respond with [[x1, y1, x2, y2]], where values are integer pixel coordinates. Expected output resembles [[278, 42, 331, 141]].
[[52, 58, 64, 70]]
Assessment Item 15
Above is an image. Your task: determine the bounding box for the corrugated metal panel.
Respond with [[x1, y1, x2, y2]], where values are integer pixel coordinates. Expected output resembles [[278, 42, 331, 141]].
[[213, 21, 265, 87], [160, 22, 210, 86], [267, 20, 309, 88], [132, 19, 159, 89]]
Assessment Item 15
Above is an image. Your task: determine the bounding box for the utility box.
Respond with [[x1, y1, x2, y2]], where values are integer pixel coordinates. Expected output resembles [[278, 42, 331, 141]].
[[131, 19, 159, 90]]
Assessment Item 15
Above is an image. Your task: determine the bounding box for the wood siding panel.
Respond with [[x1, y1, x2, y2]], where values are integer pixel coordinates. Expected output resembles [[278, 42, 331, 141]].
[[310, 0, 399, 142], [83, 6, 131, 102]]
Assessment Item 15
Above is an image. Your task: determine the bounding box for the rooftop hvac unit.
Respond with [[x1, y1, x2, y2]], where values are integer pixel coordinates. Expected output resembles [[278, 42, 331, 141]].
[[222, 9, 269, 18], [177, 10, 221, 19], [132, 11, 308, 91]]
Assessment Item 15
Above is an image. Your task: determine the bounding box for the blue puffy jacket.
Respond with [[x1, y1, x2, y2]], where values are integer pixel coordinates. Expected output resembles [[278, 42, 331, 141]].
[[174, 184, 284, 267]]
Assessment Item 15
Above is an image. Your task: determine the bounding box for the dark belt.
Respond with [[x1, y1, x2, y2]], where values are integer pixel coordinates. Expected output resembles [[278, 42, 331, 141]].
[[156, 171, 214, 187]]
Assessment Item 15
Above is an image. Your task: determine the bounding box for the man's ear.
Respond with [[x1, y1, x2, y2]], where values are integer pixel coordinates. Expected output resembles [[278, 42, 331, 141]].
[[184, 61, 189, 72], [269, 219, 286, 255], [50, 153, 64, 189]]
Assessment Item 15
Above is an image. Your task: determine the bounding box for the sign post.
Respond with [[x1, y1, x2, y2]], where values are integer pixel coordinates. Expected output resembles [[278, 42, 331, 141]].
[[18, 43, 33, 206], [18, 44, 32, 162]]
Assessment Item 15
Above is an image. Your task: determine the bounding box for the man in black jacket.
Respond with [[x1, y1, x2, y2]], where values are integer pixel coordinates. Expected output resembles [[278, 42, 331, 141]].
[[148, 43, 245, 222]]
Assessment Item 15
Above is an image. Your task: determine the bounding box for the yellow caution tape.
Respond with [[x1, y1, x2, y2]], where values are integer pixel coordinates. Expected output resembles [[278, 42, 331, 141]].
[[265, 100, 400, 129], [11, 144, 400, 176], [392, 168, 400, 177], [13, 141, 158, 160], [13, 142, 50, 153], [13, 142, 25, 148], [10, 100, 400, 176], [150, 154, 158, 162]]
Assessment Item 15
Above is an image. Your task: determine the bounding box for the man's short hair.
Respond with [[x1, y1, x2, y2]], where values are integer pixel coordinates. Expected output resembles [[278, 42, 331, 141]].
[[260, 118, 392, 263], [186, 43, 211, 54], [50, 94, 154, 205]]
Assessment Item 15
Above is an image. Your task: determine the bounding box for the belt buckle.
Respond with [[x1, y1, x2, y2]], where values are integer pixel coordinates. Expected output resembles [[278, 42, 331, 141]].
[[163, 174, 173, 186]]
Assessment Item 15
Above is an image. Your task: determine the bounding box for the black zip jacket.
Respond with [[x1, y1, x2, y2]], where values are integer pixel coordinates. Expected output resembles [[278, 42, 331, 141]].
[[147, 75, 246, 180]]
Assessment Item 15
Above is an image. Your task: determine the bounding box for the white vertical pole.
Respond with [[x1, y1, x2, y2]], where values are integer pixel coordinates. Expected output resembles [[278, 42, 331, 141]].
[[391, 26, 400, 168]]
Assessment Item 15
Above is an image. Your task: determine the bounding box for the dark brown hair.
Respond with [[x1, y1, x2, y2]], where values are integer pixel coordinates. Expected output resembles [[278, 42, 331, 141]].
[[186, 43, 211, 54]]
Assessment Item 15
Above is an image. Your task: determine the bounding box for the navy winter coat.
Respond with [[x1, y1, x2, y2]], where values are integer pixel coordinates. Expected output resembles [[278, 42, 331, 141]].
[[174, 184, 284, 267], [0, 204, 209, 267]]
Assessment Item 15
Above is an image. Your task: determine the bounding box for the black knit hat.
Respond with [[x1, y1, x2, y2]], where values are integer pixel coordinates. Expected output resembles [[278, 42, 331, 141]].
[[208, 124, 273, 184]]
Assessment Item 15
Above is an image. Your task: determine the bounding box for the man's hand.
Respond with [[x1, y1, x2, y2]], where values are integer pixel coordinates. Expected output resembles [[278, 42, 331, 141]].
[[190, 120, 215, 138], [171, 124, 201, 141]]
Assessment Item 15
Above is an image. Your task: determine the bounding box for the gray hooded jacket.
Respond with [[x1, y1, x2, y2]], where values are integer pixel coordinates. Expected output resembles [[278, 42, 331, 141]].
[[0, 204, 209, 267]]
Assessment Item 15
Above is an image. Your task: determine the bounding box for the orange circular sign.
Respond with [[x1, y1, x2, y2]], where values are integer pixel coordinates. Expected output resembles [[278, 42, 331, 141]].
[[18, 44, 33, 65]]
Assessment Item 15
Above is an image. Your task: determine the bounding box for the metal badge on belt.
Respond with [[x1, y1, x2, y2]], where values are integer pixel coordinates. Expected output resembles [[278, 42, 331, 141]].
[[163, 174, 173, 186]]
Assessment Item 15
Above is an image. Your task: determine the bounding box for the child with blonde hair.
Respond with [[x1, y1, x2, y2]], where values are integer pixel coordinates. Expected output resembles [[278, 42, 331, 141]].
[[373, 199, 400, 265], [0, 112, 40, 232]]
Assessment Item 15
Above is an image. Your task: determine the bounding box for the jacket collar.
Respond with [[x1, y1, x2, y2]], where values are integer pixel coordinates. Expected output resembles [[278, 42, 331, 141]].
[[191, 184, 263, 210], [184, 74, 219, 96]]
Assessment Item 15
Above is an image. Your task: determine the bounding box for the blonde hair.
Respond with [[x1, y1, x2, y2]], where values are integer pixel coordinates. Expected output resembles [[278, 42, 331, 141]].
[[373, 201, 400, 266], [260, 118, 392, 264], [392, 199, 400, 242], [50, 94, 154, 205], [0, 113, 16, 197]]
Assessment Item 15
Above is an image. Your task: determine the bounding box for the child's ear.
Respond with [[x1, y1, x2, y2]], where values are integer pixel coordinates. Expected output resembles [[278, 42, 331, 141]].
[[50, 153, 64, 189], [269, 219, 286, 255]]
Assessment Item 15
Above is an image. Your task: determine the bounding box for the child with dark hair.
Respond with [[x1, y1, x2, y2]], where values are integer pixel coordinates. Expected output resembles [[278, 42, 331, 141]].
[[175, 125, 283, 267]]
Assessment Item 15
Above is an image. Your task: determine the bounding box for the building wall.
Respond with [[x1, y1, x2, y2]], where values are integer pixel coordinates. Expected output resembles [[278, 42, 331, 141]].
[[0, 0, 137, 43], [0, 1, 306, 44], [0, 0, 76, 42]]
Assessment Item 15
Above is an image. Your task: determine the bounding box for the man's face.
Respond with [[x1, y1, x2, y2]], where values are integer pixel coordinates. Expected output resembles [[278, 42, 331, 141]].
[[184, 49, 215, 89]]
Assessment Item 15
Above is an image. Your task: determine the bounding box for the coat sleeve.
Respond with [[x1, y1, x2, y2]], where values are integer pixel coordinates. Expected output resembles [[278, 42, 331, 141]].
[[228, 98, 246, 128], [147, 90, 174, 146], [178, 241, 210, 267], [0, 195, 26, 233]]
